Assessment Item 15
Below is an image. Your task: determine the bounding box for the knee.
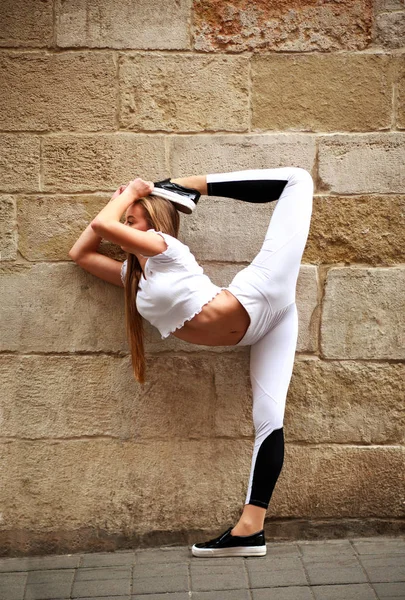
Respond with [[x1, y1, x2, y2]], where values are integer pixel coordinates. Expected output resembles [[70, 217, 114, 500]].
[[292, 167, 313, 183]]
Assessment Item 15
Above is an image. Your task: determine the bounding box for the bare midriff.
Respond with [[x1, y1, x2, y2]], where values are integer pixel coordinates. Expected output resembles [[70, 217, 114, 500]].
[[170, 289, 251, 346]]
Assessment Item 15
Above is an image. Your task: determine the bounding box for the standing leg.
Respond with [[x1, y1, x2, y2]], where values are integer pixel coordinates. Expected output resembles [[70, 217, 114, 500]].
[[203, 168, 313, 535]]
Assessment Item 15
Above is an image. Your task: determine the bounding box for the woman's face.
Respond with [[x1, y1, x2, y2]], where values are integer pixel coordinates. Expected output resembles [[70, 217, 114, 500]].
[[124, 202, 150, 232]]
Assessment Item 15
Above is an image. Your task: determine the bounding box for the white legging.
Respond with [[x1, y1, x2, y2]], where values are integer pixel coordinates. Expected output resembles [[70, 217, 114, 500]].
[[206, 167, 314, 509]]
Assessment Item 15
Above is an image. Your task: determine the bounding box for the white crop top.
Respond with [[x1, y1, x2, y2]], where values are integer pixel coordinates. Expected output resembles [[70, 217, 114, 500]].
[[120, 229, 224, 339]]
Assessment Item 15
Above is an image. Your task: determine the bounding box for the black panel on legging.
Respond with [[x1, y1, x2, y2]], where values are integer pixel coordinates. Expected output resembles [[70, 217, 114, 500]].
[[248, 427, 285, 509], [207, 179, 288, 203]]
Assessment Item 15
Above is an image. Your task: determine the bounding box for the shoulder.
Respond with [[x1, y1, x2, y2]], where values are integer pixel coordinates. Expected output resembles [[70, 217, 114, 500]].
[[146, 229, 189, 262]]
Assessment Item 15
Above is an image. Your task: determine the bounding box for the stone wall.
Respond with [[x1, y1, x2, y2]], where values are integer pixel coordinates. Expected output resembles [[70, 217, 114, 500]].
[[0, 0, 404, 555]]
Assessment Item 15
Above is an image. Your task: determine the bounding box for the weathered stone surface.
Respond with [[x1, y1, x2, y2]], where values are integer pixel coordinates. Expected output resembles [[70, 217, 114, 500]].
[[56, 0, 190, 49], [0, 196, 17, 261], [321, 267, 405, 359], [0, 440, 402, 535], [304, 195, 405, 265], [119, 55, 249, 132], [287, 359, 405, 444], [318, 134, 405, 194], [0, 355, 138, 440], [396, 55, 405, 128], [374, 10, 405, 48], [374, 0, 405, 10], [169, 134, 316, 176], [252, 54, 393, 132], [42, 135, 167, 192], [274, 445, 404, 518], [193, 0, 373, 52], [0, 438, 253, 533], [0, 52, 116, 132], [0, 135, 40, 193], [18, 194, 112, 260], [0, 0, 53, 47], [0, 263, 127, 353]]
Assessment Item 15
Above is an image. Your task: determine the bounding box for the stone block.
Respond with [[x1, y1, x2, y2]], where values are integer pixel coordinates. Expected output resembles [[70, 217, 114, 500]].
[[42, 134, 167, 192], [0, 263, 127, 353], [273, 445, 404, 518], [0, 355, 139, 440], [0, 0, 53, 47], [119, 54, 249, 132], [287, 359, 405, 444], [18, 194, 113, 261], [374, 0, 405, 10], [396, 55, 405, 129], [169, 134, 316, 177], [193, 0, 373, 52], [321, 267, 405, 359], [56, 0, 190, 49], [318, 134, 405, 194], [0, 196, 17, 261], [374, 11, 405, 48], [0, 52, 116, 132], [0, 134, 40, 193], [0, 438, 255, 533], [252, 54, 393, 132], [304, 195, 405, 265]]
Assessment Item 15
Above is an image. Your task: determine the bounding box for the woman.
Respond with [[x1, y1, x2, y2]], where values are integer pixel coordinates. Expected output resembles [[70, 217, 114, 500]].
[[69, 167, 314, 558]]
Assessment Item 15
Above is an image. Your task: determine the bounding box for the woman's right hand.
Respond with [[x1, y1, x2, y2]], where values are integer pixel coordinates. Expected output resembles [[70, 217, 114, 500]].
[[109, 183, 129, 202]]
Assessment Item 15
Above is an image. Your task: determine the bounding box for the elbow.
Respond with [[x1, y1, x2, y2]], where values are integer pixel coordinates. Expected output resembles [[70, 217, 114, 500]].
[[90, 219, 104, 235]]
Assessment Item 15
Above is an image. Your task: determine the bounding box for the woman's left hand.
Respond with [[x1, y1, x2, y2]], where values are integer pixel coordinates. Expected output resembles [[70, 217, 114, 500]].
[[127, 178, 154, 198]]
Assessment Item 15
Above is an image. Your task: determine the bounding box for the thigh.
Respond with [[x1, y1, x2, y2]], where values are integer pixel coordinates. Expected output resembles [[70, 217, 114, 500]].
[[249, 303, 298, 432]]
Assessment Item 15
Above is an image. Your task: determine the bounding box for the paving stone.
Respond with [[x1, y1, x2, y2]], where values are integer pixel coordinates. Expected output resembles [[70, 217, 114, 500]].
[[190, 563, 249, 591], [351, 537, 405, 556], [130, 594, 189, 600], [80, 552, 136, 567], [25, 569, 74, 599], [192, 590, 250, 600], [252, 587, 313, 600], [0, 571, 27, 600], [72, 576, 131, 597], [246, 557, 308, 587], [303, 556, 368, 585], [74, 566, 131, 580], [132, 562, 189, 594], [359, 555, 405, 583], [298, 539, 356, 559], [372, 581, 405, 599], [312, 583, 378, 599], [263, 543, 301, 559], [135, 547, 191, 564], [0, 554, 80, 572]]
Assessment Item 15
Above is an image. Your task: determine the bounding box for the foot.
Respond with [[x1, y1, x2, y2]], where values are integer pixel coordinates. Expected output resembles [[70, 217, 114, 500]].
[[151, 179, 200, 214], [191, 527, 266, 558]]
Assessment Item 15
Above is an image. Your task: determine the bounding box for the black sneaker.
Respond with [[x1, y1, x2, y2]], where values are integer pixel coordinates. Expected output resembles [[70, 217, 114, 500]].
[[151, 179, 201, 214], [191, 527, 266, 557]]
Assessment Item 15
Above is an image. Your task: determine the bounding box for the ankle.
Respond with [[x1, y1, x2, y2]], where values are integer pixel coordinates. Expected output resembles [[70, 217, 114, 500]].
[[231, 521, 263, 536]]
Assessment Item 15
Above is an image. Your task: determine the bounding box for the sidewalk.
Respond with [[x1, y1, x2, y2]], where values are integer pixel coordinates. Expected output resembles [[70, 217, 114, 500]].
[[1, 535, 404, 600]]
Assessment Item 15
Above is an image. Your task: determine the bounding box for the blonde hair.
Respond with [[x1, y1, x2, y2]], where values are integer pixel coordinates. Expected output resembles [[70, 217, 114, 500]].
[[122, 196, 180, 384]]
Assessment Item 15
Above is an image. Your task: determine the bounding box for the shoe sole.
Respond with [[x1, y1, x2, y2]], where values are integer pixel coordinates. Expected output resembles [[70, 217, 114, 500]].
[[191, 544, 267, 557], [151, 188, 196, 214]]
